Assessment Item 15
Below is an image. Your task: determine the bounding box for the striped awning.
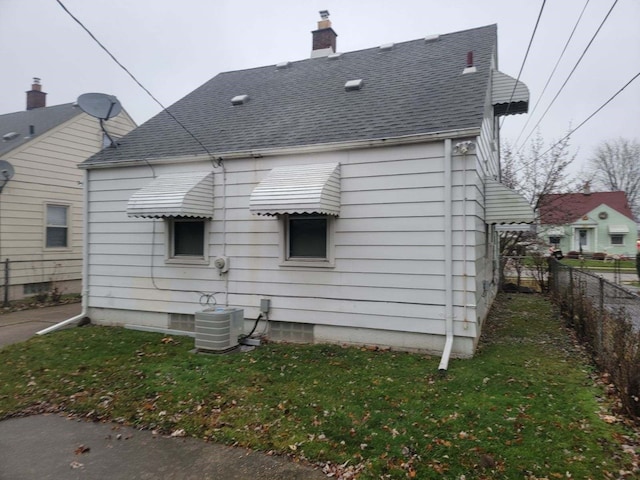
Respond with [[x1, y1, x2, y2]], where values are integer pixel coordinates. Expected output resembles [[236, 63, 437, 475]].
[[545, 228, 566, 237], [492, 70, 529, 116], [249, 163, 340, 216], [608, 225, 629, 234], [485, 178, 535, 225], [126, 171, 214, 218]]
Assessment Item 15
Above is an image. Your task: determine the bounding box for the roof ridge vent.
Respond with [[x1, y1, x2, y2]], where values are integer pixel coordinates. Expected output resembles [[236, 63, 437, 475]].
[[276, 61, 291, 69], [2, 132, 20, 142], [231, 94, 249, 106], [328, 52, 342, 60], [379, 43, 394, 51], [424, 34, 440, 43], [344, 79, 364, 91]]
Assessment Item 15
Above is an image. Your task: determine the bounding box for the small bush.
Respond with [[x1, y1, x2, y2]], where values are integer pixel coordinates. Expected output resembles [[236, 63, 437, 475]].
[[566, 251, 580, 259], [592, 252, 606, 261]]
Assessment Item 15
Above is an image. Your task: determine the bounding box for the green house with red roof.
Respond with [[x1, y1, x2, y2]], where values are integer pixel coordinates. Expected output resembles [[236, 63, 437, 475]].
[[538, 188, 637, 258]]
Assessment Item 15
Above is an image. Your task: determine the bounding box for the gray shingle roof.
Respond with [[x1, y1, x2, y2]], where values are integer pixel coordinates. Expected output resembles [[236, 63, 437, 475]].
[[0, 103, 82, 157], [83, 24, 496, 168]]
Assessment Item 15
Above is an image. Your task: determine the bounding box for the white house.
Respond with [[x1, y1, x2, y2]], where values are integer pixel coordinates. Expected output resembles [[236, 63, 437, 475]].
[[0, 79, 135, 302], [78, 18, 533, 366]]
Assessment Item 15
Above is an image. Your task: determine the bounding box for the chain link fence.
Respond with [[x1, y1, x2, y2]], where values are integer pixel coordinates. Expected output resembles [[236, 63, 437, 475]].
[[548, 259, 640, 419]]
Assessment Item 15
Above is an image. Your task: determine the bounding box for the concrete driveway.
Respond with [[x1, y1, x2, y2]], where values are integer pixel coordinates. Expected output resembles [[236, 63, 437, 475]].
[[0, 302, 82, 348]]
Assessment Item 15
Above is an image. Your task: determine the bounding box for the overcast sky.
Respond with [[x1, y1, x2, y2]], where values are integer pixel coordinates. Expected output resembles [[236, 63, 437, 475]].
[[1, 0, 638, 176]]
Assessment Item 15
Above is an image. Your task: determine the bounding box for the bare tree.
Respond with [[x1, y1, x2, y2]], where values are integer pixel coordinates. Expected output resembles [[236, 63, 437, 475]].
[[499, 130, 576, 289], [504, 130, 576, 210], [586, 138, 640, 219]]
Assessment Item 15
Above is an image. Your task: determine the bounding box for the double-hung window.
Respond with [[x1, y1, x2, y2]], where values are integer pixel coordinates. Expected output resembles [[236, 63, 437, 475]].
[[45, 204, 69, 248]]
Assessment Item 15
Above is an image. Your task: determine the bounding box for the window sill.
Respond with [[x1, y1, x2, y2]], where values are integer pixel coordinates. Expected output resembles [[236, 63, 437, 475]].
[[165, 257, 210, 266], [280, 259, 335, 269]]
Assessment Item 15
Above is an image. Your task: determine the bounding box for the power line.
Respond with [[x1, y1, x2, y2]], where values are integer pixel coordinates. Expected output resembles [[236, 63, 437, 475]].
[[55, 0, 216, 161], [525, 70, 640, 164], [515, 0, 619, 153], [513, 0, 590, 149], [500, 0, 546, 124]]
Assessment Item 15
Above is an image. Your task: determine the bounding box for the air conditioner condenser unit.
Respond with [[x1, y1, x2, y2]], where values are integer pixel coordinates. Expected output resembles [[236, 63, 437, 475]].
[[195, 307, 244, 353]]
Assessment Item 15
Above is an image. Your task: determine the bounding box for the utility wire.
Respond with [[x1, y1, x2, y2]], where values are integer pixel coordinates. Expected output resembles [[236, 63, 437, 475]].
[[515, 0, 619, 153], [500, 0, 546, 124], [518, 70, 640, 168], [55, 0, 216, 161], [538, 70, 640, 158], [513, 0, 590, 149]]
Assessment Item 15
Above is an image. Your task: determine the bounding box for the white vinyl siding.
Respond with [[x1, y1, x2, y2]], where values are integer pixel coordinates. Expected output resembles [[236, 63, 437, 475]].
[[85, 140, 492, 354]]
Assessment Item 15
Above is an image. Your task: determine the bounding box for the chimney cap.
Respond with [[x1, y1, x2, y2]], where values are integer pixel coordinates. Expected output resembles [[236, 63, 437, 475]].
[[319, 10, 329, 19]]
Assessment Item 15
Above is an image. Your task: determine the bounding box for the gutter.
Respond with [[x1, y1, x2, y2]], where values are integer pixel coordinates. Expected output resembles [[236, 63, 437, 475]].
[[37, 169, 90, 335], [438, 138, 454, 372], [79, 128, 482, 170]]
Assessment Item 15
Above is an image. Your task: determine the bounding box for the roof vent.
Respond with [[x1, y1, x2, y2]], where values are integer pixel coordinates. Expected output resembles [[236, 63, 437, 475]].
[[328, 52, 342, 60], [424, 34, 440, 43], [344, 79, 364, 91], [463, 51, 477, 74], [2, 132, 19, 142], [231, 94, 249, 106], [276, 61, 291, 69], [379, 43, 394, 51]]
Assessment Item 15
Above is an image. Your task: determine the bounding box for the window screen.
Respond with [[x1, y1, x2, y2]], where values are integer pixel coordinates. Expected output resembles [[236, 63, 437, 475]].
[[288, 216, 327, 258], [173, 220, 205, 256]]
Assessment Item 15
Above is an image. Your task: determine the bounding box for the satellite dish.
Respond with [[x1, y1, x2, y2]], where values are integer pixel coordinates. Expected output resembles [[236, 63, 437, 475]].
[[77, 93, 122, 120], [0, 160, 15, 193]]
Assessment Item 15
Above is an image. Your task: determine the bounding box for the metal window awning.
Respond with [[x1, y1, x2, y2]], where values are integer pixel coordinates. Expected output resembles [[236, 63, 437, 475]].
[[608, 225, 629, 234], [492, 70, 529, 116], [545, 228, 565, 237], [127, 171, 214, 218], [250, 163, 340, 216], [485, 178, 535, 225]]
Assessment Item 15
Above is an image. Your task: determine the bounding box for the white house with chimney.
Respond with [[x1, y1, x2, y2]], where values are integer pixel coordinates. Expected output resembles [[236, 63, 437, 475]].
[[77, 16, 532, 366]]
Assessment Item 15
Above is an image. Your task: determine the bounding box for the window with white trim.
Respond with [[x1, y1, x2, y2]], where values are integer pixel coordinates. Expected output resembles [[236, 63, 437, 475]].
[[549, 236, 561, 246], [45, 204, 69, 248], [281, 214, 334, 266], [166, 218, 208, 263], [610, 234, 624, 245]]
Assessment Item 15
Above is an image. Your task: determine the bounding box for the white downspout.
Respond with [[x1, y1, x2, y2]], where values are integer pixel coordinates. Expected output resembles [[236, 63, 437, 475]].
[[438, 139, 454, 371], [37, 170, 89, 335]]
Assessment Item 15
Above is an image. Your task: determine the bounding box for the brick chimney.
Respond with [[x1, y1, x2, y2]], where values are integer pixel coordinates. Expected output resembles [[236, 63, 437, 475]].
[[311, 10, 337, 58], [26, 77, 46, 110]]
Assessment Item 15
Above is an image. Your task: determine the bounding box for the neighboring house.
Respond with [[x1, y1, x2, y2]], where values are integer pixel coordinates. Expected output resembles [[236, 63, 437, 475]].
[[538, 188, 637, 258], [79, 17, 533, 363], [0, 79, 136, 301]]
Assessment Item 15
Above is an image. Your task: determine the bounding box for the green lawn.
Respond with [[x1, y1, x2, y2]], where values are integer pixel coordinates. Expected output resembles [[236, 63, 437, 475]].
[[0, 294, 637, 479], [560, 258, 636, 271]]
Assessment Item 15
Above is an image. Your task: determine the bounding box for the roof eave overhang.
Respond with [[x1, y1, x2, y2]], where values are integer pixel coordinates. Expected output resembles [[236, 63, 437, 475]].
[[79, 127, 482, 170]]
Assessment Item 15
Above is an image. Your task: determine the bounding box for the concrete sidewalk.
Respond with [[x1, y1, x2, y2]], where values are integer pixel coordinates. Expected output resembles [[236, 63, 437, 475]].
[[0, 414, 325, 480], [0, 302, 82, 348], [0, 306, 327, 479]]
